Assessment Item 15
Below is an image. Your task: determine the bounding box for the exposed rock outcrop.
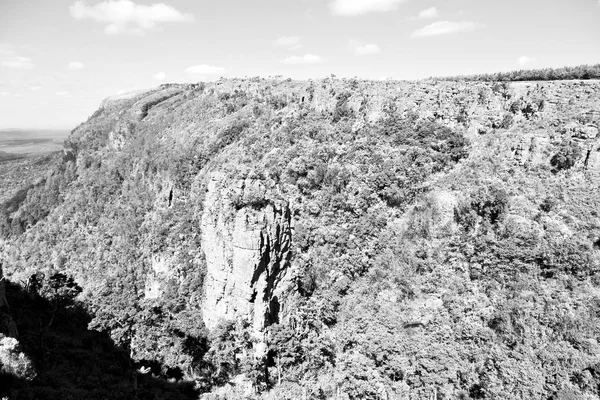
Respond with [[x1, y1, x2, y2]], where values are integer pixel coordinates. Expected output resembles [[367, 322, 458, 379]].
[[201, 172, 294, 348]]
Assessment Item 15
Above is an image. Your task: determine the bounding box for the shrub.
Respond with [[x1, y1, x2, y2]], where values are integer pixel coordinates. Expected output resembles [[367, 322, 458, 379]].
[[493, 114, 514, 130], [550, 141, 581, 172], [207, 120, 250, 155], [455, 185, 509, 229], [0, 335, 36, 381], [539, 237, 598, 279], [394, 120, 469, 164], [332, 92, 353, 123], [470, 186, 509, 224], [539, 196, 557, 213]]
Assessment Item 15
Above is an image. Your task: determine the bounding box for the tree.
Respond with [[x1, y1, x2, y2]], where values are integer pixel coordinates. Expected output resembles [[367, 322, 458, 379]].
[[29, 272, 82, 354], [0, 334, 36, 397]]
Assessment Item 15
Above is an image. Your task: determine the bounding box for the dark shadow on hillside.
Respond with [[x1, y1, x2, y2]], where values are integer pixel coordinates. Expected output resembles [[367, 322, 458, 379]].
[[0, 280, 198, 400]]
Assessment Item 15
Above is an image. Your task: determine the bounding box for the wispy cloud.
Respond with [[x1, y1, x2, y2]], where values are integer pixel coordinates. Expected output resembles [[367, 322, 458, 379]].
[[0, 92, 9, 96], [0, 46, 35, 69], [69, 0, 194, 35], [330, 0, 407, 16], [30, 86, 42, 91], [518, 56, 533, 66], [185, 64, 226, 75], [276, 36, 300, 47], [56, 91, 73, 97], [417, 7, 438, 19], [411, 21, 482, 37], [281, 54, 322, 65], [1, 56, 34, 69], [68, 61, 85, 70], [350, 41, 381, 55], [153, 71, 166, 80]]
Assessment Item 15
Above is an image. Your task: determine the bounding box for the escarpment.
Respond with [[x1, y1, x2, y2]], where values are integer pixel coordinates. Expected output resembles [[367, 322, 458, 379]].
[[1, 76, 600, 398]]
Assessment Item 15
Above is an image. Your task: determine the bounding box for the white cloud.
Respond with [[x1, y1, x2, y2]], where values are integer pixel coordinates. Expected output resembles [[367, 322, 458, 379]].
[[69, 0, 194, 35], [185, 64, 226, 75], [0, 46, 35, 69], [68, 61, 85, 70], [351, 42, 381, 55], [330, 0, 407, 16], [281, 54, 322, 65], [56, 91, 73, 97], [30, 86, 42, 91], [153, 71, 166, 80], [276, 36, 300, 47], [1, 56, 34, 69], [0, 92, 9, 96], [417, 7, 438, 19], [411, 21, 482, 37], [518, 56, 533, 66]]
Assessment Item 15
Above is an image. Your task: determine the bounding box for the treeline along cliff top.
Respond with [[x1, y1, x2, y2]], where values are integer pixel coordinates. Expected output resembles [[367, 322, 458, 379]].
[[432, 63, 600, 82]]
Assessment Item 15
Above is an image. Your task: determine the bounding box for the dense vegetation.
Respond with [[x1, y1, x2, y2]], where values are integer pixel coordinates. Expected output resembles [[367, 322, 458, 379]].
[[0, 273, 197, 399], [433, 63, 600, 82], [1, 76, 600, 399]]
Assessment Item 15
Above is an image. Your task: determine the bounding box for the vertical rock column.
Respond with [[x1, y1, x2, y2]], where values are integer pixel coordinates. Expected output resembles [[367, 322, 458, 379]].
[[201, 173, 294, 340]]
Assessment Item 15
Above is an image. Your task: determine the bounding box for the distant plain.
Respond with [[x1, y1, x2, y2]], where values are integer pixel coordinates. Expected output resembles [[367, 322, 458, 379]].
[[0, 129, 70, 161]]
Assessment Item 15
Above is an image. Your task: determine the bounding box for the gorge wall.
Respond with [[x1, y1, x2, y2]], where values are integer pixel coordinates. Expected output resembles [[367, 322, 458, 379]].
[[0, 77, 599, 398]]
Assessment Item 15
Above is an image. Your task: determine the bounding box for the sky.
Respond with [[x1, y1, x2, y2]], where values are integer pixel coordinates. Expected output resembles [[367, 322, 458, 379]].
[[0, 0, 599, 129]]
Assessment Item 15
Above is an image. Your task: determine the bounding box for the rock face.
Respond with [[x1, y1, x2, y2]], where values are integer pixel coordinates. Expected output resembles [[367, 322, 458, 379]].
[[167, 79, 599, 343], [201, 172, 294, 344]]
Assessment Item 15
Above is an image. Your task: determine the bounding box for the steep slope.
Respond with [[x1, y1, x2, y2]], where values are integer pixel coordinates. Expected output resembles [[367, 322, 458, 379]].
[[0, 78, 599, 399]]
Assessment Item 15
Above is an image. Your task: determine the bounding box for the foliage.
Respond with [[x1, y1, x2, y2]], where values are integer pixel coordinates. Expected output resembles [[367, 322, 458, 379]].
[[205, 320, 253, 386], [551, 140, 582, 172], [332, 92, 353, 123], [0, 78, 599, 399], [454, 185, 509, 231], [0, 335, 36, 381], [494, 114, 514, 130], [1, 279, 198, 400], [434, 63, 600, 82]]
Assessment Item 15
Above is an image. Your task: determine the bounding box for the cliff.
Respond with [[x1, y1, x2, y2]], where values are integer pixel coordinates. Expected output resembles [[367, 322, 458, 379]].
[[0, 77, 599, 399]]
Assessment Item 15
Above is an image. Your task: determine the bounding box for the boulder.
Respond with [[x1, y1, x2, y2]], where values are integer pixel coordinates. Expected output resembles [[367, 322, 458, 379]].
[[577, 125, 599, 139]]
